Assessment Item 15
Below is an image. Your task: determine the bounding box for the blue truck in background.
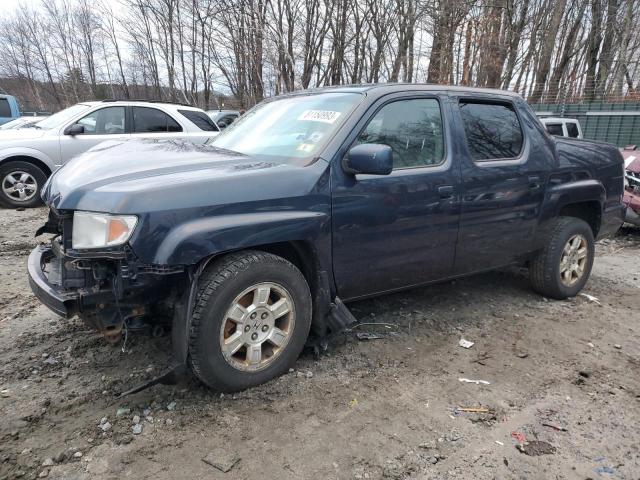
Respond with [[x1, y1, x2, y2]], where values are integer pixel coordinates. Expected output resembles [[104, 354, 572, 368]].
[[0, 94, 20, 125]]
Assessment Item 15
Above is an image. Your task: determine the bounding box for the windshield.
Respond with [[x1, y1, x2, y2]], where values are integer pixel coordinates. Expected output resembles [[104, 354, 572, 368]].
[[35, 104, 92, 130], [209, 92, 362, 161]]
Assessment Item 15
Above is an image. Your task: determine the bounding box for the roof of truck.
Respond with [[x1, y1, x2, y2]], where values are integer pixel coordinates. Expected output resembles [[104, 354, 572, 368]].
[[284, 83, 522, 98]]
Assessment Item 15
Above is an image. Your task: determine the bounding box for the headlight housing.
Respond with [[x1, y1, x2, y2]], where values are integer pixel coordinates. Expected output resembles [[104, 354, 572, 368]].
[[72, 211, 138, 249]]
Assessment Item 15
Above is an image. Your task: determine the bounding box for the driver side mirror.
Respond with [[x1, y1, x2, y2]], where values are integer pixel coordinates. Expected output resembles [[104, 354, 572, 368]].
[[64, 124, 85, 136], [343, 143, 393, 176]]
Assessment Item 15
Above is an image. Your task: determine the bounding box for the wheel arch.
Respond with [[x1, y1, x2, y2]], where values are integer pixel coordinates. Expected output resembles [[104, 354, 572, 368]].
[[557, 201, 602, 237], [540, 179, 605, 233], [0, 155, 53, 177], [196, 240, 333, 338]]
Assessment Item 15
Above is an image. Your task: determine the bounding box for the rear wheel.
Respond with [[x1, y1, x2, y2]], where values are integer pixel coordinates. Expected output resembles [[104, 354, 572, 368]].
[[529, 217, 595, 299], [0, 161, 47, 208], [188, 251, 312, 392]]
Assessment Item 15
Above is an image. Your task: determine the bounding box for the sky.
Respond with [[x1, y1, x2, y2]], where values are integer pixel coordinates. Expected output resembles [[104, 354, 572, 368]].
[[1, 0, 123, 16]]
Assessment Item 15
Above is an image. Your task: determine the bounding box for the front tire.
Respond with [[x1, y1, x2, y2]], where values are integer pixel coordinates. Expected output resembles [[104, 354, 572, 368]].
[[0, 161, 47, 208], [188, 251, 312, 392], [529, 217, 595, 299]]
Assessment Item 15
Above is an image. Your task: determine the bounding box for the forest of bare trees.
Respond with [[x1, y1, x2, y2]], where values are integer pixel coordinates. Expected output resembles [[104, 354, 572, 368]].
[[0, 0, 639, 112]]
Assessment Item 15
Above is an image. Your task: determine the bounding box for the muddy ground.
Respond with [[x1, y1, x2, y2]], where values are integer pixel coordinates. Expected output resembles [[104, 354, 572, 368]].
[[0, 207, 639, 480]]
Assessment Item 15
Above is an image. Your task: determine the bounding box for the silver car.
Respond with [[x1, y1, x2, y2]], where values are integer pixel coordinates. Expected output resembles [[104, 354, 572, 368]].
[[0, 100, 219, 207]]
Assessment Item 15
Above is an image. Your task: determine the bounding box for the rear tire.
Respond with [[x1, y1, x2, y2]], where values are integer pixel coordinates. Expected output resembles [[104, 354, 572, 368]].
[[188, 251, 312, 392], [529, 217, 595, 299], [0, 161, 47, 208]]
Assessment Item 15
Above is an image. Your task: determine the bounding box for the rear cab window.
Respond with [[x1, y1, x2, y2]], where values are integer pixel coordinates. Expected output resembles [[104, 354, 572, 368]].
[[459, 100, 523, 161], [178, 109, 219, 132], [566, 122, 580, 138], [545, 123, 564, 136]]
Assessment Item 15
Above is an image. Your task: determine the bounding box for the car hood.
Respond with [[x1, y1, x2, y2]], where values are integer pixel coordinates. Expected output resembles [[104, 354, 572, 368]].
[[0, 127, 47, 141], [42, 139, 326, 214]]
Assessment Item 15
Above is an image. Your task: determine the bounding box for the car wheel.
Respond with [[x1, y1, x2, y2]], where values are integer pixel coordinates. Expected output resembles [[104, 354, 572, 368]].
[[529, 216, 595, 299], [0, 161, 47, 208], [188, 251, 312, 392]]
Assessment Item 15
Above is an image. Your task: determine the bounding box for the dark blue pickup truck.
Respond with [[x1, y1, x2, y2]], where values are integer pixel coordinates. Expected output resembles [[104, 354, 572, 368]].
[[28, 84, 624, 392]]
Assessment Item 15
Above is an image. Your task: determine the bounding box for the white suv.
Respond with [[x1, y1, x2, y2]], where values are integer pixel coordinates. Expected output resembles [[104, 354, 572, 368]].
[[539, 117, 583, 139], [0, 100, 220, 207]]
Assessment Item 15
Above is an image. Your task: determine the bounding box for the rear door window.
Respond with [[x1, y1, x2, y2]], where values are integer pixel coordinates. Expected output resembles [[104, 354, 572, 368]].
[[0, 99, 12, 117], [545, 123, 564, 136], [178, 110, 219, 131], [133, 107, 182, 133], [566, 122, 580, 138], [459, 101, 523, 161]]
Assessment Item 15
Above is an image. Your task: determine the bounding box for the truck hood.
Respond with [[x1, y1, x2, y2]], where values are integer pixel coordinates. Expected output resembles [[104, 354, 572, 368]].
[[42, 139, 325, 213]]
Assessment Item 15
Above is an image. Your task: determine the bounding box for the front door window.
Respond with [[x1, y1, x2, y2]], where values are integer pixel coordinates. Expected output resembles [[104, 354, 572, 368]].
[[76, 107, 125, 135]]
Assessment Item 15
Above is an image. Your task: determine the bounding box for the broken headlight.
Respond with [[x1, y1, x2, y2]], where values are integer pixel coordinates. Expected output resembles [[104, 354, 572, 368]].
[[72, 211, 138, 249]]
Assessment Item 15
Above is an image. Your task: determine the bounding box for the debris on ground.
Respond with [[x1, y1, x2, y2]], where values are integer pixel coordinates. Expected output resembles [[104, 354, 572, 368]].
[[471, 352, 492, 365], [202, 449, 241, 473], [456, 407, 490, 414], [594, 466, 617, 475], [580, 293, 602, 306], [458, 378, 490, 385], [458, 338, 474, 349], [510, 432, 527, 444], [132, 424, 142, 435], [356, 332, 384, 341], [516, 441, 556, 456], [116, 407, 131, 417], [542, 423, 568, 432]]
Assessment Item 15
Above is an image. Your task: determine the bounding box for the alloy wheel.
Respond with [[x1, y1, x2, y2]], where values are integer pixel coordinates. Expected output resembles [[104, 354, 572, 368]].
[[2, 171, 38, 202], [219, 282, 295, 372], [559, 234, 588, 287]]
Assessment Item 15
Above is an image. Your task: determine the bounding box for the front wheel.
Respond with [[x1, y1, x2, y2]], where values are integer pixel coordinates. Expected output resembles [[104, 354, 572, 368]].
[[0, 161, 47, 208], [529, 217, 595, 299], [188, 251, 312, 392]]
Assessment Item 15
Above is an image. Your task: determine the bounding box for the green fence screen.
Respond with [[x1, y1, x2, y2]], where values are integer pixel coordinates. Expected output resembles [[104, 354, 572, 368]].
[[530, 102, 640, 147]]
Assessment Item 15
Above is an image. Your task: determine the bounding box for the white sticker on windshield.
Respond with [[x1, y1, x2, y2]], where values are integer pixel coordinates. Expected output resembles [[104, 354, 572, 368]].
[[298, 110, 341, 124]]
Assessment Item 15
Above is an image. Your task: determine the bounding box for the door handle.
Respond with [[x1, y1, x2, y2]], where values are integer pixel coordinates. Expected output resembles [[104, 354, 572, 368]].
[[438, 185, 454, 199], [528, 176, 541, 190]]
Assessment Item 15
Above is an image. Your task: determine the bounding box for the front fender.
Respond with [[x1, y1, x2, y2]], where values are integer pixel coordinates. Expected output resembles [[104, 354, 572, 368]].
[[0, 147, 57, 172], [150, 210, 329, 265]]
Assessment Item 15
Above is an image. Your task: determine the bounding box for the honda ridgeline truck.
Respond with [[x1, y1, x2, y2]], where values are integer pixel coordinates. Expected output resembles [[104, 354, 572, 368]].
[[28, 84, 625, 392]]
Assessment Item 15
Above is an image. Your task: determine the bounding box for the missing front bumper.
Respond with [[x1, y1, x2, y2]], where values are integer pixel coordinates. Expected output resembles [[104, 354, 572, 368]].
[[27, 245, 79, 318]]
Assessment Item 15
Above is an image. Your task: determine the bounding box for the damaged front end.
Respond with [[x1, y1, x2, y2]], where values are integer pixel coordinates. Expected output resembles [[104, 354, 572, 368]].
[[28, 208, 185, 343], [622, 146, 640, 226]]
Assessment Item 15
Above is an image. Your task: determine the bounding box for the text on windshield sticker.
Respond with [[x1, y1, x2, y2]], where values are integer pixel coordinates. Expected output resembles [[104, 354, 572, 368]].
[[298, 110, 341, 124]]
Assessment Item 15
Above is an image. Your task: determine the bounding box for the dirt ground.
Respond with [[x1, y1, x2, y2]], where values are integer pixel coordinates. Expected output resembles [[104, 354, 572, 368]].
[[1, 207, 639, 480]]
